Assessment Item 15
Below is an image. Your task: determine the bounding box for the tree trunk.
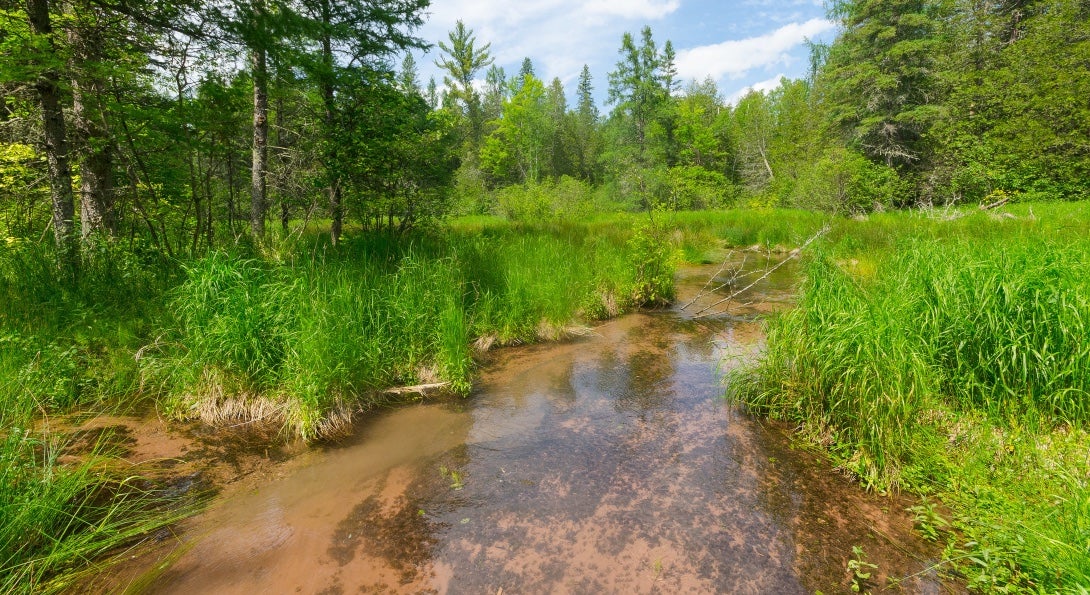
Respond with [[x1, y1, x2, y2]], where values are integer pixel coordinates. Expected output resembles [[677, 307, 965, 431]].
[[318, 0, 342, 246], [251, 46, 269, 238], [226, 142, 237, 237], [26, 0, 78, 272], [274, 71, 289, 234], [67, 3, 115, 239], [204, 150, 214, 248]]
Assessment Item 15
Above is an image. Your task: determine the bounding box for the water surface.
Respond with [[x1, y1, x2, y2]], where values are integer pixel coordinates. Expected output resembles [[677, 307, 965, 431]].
[[141, 256, 948, 594]]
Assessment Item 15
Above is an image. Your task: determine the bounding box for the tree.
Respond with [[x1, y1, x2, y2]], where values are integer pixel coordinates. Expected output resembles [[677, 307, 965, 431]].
[[675, 78, 726, 170], [821, 0, 944, 172], [208, 0, 291, 238], [544, 77, 573, 178], [398, 53, 420, 94], [661, 40, 678, 96], [572, 65, 603, 182], [66, 0, 128, 239], [22, 0, 77, 269], [436, 20, 493, 151], [511, 57, 534, 94], [333, 69, 458, 232], [425, 75, 438, 109], [481, 74, 549, 184], [606, 27, 677, 205], [731, 90, 776, 190], [607, 27, 670, 167], [482, 64, 506, 123], [932, 0, 1090, 201], [292, 0, 428, 244]]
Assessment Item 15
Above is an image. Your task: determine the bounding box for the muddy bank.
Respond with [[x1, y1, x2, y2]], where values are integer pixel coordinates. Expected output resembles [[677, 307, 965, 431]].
[[92, 257, 957, 594]]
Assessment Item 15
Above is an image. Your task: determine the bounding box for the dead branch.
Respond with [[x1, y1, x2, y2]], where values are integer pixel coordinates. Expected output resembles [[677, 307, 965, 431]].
[[679, 249, 738, 311], [686, 225, 829, 319], [383, 382, 451, 395], [980, 196, 1010, 211]]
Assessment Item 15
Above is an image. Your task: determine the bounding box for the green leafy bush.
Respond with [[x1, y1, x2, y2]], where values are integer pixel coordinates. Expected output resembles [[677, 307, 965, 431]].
[[788, 148, 912, 214]]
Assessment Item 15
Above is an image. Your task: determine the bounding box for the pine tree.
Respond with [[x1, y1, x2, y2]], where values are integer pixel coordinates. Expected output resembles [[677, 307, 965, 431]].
[[820, 0, 944, 171], [426, 76, 439, 110], [576, 65, 598, 122], [436, 20, 494, 150], [573, 65, 602, 182], [607, 27, 669, 167], [399, 54, 420, 95], [483, 64, 507, 122], [661, 40, 679, 96]]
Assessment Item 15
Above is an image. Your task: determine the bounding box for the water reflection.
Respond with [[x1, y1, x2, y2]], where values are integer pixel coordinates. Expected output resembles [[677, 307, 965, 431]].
[[140, 258, 949, 594]]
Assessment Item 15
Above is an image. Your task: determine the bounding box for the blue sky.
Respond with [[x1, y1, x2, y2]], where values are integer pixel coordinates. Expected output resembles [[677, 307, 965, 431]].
[[413, 0, 839, 106]]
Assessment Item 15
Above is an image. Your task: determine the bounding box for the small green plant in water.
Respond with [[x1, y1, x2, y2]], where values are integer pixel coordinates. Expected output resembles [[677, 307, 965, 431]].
[[626, 218, 675, 307], [848, 545, 878, 593], [439, 465, 464, 490]]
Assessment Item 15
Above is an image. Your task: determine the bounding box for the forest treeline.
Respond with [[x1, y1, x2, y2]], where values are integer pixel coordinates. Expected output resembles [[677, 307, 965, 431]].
[[2, 0, 1088, 265]]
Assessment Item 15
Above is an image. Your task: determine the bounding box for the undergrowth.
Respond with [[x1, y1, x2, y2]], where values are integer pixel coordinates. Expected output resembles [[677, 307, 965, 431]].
[[0, 241, 189, 594]]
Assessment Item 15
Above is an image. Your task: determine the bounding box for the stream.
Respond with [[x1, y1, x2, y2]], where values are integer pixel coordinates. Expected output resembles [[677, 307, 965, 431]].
[[130, 257, 948, 594]]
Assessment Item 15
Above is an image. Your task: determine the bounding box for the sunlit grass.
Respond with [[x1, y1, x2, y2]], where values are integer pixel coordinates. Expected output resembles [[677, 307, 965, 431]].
[[731, 201, 1090, 590], [146, 220, 674, 440]]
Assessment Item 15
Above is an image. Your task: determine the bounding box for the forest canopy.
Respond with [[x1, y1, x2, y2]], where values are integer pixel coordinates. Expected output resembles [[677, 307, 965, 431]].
[[1, 0, 1088, 262]]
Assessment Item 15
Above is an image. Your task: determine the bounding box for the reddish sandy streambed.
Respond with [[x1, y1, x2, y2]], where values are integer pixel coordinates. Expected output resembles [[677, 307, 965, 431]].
[[95, 256, 954, 594]]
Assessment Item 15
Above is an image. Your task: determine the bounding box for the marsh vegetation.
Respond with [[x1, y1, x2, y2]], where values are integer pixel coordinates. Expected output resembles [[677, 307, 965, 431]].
[[2, 0, 1089, 590]]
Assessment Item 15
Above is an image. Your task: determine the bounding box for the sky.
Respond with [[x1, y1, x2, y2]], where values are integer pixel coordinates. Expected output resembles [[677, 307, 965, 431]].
[[412, 0, 839, 107]]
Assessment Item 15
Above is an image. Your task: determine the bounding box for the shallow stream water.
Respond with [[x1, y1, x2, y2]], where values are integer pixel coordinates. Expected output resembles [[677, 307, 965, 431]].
[[134, 256, 949, 594]]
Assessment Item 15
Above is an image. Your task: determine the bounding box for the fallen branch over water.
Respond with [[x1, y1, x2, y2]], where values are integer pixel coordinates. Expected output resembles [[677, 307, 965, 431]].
[[683, 226, 829, 319]]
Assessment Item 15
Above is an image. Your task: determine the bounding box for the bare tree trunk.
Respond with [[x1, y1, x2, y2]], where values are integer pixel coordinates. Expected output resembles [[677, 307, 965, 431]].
[[74, 94, 115, 238], [758, 144, 775, 181], [204, 150, 214, 248], [26, 0, 78, 273], [226, 143, 237, 237], [251, 46, 269, 238]]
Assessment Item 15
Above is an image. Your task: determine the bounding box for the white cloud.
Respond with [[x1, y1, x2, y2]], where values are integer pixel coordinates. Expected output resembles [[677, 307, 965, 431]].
[[418, 0, 681, 88], [583, 0, 682, 19], [725, 74, 787, 105], [675, 18, 835, 82]]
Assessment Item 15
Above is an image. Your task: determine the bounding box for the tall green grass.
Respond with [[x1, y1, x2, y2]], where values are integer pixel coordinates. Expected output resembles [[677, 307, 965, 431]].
[[0, 240, 188, 593], [0, 417, 188, 594], [732, 202, 1090, 590], [147, 221, 674, 439]]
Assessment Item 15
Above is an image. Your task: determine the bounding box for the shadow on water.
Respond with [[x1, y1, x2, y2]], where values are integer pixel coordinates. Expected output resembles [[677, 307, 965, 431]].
[[136, 255, 956, 594]]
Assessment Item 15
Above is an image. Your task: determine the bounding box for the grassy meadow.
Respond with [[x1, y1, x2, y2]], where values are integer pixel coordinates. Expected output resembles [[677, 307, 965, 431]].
[[3, 203, 1089, 592], [730, 201, 1090, 591]]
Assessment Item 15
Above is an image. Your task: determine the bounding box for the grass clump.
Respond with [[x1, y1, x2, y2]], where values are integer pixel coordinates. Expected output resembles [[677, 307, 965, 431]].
[[149, 221, 675, 440], [0, 357, 186, 594], [732, 202, 1090, 591]]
